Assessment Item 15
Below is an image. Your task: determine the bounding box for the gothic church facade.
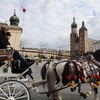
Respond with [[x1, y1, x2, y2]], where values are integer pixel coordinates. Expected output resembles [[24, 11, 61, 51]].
[[70, 17, 88, 59]]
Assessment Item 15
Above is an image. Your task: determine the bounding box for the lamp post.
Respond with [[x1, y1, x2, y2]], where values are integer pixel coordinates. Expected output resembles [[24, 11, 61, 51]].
[[58, 50, 61, 60]]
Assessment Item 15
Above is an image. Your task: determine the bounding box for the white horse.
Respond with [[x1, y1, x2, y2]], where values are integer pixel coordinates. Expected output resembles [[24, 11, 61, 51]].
[[41, 57, 100, 100], [76, 56, 100, 100]]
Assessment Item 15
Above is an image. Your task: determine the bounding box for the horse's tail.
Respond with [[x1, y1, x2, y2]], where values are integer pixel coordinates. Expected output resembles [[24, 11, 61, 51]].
[[41, 61, 50, 88], [41, 62, 47, 80], [47, 62, 56, 97]]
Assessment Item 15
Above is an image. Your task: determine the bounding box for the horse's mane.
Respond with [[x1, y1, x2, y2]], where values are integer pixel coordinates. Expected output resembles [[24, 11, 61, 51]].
[[82, 50, 100, 62]]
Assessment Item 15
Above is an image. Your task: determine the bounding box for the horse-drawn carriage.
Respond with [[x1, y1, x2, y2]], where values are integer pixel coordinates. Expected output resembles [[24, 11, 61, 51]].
[[0, 47, 47, 100], [0, 46, 100, 100]]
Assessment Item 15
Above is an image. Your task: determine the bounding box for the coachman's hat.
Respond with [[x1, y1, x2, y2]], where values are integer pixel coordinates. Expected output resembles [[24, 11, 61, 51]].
[[1, 25, 9, 31]]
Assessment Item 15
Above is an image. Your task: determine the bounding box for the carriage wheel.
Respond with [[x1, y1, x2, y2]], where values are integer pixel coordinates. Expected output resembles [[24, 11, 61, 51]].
[[0, 80, 31, 100]]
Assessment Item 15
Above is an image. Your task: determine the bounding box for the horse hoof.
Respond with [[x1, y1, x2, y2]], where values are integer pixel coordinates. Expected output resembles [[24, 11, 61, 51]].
[[47, 93, 50, 97], [83, 93, 87, 99], [80, 92, 84, 96], [70, 87, 76, 92], [54, 98, 62, 100]]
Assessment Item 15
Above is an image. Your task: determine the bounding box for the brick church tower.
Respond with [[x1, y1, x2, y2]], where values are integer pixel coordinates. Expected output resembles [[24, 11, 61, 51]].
[[79, 21, 88, 56], [70, 17, 88, 59]]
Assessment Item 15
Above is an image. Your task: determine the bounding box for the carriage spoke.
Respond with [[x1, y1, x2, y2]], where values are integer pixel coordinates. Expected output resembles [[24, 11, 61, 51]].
[[0, 80, 30, 100], [0, 97, 7, 100], [12, 84, 17, 97], [0, 87, 8, 98], [14, 88, 24, 98], [7, 83, 11, 96], [15, 95, 28, 100]]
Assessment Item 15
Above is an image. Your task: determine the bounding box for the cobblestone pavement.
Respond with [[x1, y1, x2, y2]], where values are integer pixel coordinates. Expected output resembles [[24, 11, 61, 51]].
[[30, 61, 100, 100]]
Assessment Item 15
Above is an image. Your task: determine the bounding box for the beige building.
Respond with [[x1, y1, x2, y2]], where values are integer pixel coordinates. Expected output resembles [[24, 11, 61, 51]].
[[7, 26, 22, 50], [8, 11, 22, 50], [93, 40, 100, 52], [23, 48, 58, 59], [46, 49, 58, 59], [60, 50, 70, 59], [20, 48, 39, 59], [88, 38, 97, 52], [0, 11, 22, 50]]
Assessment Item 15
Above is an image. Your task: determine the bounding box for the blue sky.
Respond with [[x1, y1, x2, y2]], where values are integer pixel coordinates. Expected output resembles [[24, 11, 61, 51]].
[[0, 0, 100, 50]]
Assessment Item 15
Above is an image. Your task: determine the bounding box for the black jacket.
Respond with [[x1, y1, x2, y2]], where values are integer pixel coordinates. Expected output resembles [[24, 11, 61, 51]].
[[0, 31, 8, 49]]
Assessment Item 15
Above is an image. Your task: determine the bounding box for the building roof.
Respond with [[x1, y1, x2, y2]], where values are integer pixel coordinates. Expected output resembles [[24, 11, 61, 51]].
[[71, 17, 77, 28], [88, 38, 97, 42], [7, 25, 22, 32], [79, 21, 87, 31], [9, 10, 19, 26]]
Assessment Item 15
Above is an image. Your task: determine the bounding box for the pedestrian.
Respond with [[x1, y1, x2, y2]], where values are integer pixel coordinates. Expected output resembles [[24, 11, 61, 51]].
[[0, 25, 35, 72], [35, 60, 39, 68]]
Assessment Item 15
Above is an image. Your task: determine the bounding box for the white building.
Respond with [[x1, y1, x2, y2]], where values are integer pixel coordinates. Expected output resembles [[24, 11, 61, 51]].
[[93, 40, 100, 52], [88, 38, 97, 52]]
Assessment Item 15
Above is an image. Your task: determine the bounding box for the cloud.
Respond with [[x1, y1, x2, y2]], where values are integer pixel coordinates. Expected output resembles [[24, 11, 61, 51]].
[[0, 0, 100, 50]]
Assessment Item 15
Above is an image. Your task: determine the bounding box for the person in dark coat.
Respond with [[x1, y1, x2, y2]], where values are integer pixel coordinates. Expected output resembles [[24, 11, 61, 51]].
[[6, 32, 11, 45], [0, 26, 8, 49], [0, 26, 35, 71]]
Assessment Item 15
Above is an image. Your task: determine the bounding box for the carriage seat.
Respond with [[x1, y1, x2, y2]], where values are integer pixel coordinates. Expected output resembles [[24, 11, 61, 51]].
[[0, 49, 7, 65]]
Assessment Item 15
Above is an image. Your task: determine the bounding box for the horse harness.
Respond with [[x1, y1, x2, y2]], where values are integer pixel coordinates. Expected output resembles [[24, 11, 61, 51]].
[[53, 60, 68, 84], [66, 61, 77, 82]]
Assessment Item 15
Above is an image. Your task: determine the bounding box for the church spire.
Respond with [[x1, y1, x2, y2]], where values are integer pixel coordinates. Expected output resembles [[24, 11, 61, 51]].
[[73, 16, 75, 23], [9, 9, 19, 26], [71, 16, 77, 28], [14, 9, 16, 16], [79, 21, 87, 31]]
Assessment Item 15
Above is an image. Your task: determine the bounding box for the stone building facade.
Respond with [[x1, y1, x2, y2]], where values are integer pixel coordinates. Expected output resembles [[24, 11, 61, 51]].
[[0, 10, 22, 50], [70, 17, 88, 59], [70, 17, 98, 59]]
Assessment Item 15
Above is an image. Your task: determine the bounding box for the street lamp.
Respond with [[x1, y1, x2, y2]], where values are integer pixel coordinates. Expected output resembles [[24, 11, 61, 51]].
[[58, 50, 61, 60]]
